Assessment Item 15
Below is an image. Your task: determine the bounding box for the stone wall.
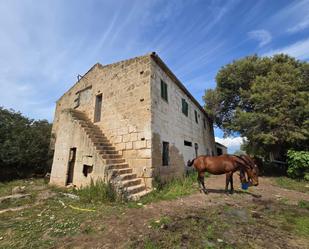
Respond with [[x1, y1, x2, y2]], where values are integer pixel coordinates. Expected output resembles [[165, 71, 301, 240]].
[[51, 55, 153, 187], [50, 110, 106, 187], [150, 57, 216, 181]]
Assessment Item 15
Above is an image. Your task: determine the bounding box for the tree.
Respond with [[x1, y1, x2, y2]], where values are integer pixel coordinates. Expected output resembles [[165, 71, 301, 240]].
[[0, 107, 52, 180], [204, 54, 309, 160]]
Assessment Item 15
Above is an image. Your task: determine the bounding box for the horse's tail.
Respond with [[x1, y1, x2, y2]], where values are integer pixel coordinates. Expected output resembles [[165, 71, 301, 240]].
[[187, 158, 195, 167]]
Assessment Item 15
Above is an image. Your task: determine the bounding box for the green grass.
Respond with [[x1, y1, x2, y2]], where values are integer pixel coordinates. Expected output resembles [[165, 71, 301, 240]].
[[276, 208, 309, 237], [149, 216, 172, 229], [0, 179, 123, 249], [136, 171, 199, 205], [274, 177, 309, 193], [298, 200, 309, 210], [72, 179, 120, 204]]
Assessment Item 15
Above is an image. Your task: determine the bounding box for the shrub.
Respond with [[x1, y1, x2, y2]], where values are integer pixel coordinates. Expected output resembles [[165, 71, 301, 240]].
[[287, 150, 309, 180]]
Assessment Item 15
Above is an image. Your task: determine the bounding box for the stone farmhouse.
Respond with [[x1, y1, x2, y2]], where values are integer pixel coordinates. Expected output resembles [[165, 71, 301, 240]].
[[50, 52, 216, 199]]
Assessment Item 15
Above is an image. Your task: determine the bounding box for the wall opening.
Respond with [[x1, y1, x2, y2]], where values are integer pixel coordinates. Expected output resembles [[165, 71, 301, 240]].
[[184, 140, 192, 146], [83, 165, 93, 177], [94, 94, 102, 122], [194, 143, 199, 158], [66, 148, 76, 185], [162, 141, 169, 166]]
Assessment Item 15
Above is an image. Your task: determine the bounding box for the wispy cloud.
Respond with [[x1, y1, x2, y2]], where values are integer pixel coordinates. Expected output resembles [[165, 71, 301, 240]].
[[263, 38, 309, 60], [248, 29, 272, 47], [287, 17, 309, 33]]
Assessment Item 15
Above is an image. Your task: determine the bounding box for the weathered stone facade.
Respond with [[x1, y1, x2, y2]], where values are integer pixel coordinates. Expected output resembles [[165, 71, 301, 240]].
[[50, 52, 216, 198]]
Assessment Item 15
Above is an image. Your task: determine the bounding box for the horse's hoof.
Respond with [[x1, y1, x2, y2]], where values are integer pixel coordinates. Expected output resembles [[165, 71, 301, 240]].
[[229, 191, 234, 195]]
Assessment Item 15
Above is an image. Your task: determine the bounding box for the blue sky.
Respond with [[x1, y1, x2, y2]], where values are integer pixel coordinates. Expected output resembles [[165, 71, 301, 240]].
[[1, 0, 308, 152]]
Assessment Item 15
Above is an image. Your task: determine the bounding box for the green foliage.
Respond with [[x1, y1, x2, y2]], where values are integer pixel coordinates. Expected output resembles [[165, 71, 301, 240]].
[[275, 177, 309, 193], [287, 150, 309, 180], [0, 107, 52, 180], [139, 171, 198, 204], [204, 54, 309, 159], [73, 179, 119, 203], [298, 200, 309, 210]]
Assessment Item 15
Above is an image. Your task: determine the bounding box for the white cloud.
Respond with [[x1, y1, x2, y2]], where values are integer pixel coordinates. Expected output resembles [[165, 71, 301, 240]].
[[287, 17, 309, 33], [263, 38, 309, 60], [248, 29, 272, 47], [215, 136, 245, 153]]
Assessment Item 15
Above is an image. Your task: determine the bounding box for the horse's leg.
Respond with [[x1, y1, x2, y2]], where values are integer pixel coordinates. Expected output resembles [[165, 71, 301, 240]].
[[198, 172, 208, 194], [225, 173, 230, 193], [230, 172, 234, 194]]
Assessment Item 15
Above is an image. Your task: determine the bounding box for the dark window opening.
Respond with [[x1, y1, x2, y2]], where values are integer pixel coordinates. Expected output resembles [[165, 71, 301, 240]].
[[162, 141, 169, 166], [160, 80, 168, 102], [217, 147, 223, 156], [94, 94, 102, 122], [182, 99, 188, 116], [194, 110, 198, 123], [184, 140, 192, 146], [83, 165, 93, 177], [203, 118, 207, 129]]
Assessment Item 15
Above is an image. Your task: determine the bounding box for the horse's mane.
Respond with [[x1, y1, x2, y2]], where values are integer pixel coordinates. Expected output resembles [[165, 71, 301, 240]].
[[232, 155, 254, 170]]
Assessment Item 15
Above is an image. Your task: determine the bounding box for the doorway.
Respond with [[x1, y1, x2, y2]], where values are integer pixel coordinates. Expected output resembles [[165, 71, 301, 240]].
[[94, 94, 102, 122], [194, 143, 198, 158], [66, 148, 76, 185]]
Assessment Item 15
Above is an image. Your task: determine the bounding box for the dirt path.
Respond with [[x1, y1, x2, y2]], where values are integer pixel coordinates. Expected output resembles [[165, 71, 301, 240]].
[[58, 176, 309, 249]]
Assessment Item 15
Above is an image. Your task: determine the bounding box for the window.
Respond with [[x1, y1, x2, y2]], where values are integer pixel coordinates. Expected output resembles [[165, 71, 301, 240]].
[[194, 110, 198, 123], [82, 165, 93, 177], [203, 118, 207, 129], [161, 80, 168, 102], [182, 98, 188, 116], [162, 141, 169, 166], [184, 140, 192, 146]]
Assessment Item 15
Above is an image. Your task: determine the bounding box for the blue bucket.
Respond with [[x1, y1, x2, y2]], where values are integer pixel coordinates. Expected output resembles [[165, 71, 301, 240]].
[[241, 182, 249, 190]]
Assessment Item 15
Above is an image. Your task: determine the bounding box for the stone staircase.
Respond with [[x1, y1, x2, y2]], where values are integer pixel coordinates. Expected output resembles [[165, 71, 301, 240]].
[[70, 109, 151, 200]]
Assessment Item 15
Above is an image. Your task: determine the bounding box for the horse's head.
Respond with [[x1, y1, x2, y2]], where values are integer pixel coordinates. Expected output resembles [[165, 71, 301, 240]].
[[245, 160, 259, 186], [239, 155, 259, 186]]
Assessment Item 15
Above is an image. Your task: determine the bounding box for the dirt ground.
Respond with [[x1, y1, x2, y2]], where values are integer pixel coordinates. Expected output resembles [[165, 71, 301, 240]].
[[55, 175, 309, 249]]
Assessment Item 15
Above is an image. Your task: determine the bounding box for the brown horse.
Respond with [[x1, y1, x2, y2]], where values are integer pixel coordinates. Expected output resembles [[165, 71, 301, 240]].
[[187, 154, 259, 194]]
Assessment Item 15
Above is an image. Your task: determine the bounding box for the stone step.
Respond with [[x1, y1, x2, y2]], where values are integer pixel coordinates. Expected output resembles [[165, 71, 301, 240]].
[[105, 158, 125, 164], [94, 141, 112, 147], [119, 173, 137, 181], [100, 153, 122, 159], [106, 163, 129, 170], [128, 189, 152, 201], [124, 184, 145, 195], [113, 168, 133, 175], [94, 144, 116, 150], [101, 150, 118, 155], [121, 178, 142, 188], [90, 137, 110, 143]]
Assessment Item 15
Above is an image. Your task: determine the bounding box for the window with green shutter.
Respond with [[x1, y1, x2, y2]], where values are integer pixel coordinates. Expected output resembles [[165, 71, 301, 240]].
[[194, 110, 198, 123], [160, 80, 168, 102], [182, 98, 188, 116]]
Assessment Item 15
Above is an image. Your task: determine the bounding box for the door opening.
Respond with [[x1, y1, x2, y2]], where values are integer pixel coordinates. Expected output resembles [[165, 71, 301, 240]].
[[94, 94, 102, 122], [66, 148, 76, 185], [194, 143, 198, 158]]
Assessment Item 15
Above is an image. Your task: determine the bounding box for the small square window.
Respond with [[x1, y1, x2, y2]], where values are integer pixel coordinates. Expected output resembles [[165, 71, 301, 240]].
[[182, 99, 188, 116], [160, 80, 168, 102]]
